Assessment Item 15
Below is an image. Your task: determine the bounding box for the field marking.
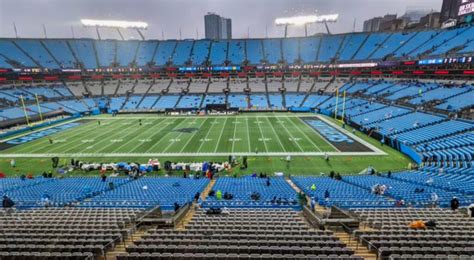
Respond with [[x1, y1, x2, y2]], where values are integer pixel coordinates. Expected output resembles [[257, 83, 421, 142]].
[[162, 117, 201, 153], [143, 118, 188, 153], [5, 119, 101, 154], [231, 117, 238, 153], [0, 117, 82, 143], [316, 115, 385, 154], [103, 118, 166, 153], [254, 117, 269, 152], [213, 117, 228, 153], [178, 118, 210, 153], [264, 117, 287, 153], [272, 116, 305, 152], [196, 118, 219, 153], [245, 117, 252, 152], [130, 117, 180, 153], [92, 114, 315, 120], [60, 120, 138, 154], [296, 116, 341, 152], [284, 116, 323, 152], [92, 119, 162, 153], [0, 151, 387, 158], [111, 119, 167, 152]]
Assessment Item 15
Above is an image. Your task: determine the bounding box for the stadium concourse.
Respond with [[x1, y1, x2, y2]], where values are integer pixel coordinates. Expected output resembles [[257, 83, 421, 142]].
[[0, 23, 474, 260]]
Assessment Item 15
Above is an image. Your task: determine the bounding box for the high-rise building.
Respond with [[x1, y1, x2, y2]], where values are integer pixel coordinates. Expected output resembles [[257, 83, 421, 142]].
[[440, 0, 461, 23], [205, 13, 232, 40], [363, 14, 397, 32]]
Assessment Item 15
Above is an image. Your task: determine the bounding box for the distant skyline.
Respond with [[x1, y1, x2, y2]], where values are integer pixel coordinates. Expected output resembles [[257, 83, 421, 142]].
[[0, 0, 443, 40]]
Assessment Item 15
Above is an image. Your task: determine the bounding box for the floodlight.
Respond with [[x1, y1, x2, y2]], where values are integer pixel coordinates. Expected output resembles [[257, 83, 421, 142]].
[[81, 19, 148, 29], [275, 14, 339, 26]]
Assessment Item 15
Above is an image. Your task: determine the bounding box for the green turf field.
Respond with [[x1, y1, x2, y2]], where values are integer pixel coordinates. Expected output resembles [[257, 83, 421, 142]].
[[0, 113, 411, 176], [1, 113, 382, 157]]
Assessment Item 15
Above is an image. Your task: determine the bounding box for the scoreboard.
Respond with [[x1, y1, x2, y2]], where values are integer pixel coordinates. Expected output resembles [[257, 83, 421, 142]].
[[458, 0, 474, 16]]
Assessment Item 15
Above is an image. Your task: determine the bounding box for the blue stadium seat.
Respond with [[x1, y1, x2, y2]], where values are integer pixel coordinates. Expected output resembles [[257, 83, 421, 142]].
[[209, 41, 227, 65], [42, 40, 76, 69], [203, 177, 299, 209], [135, 41, 157, 67], [116, 41, 139, 67], [191, 40, 211, 65]]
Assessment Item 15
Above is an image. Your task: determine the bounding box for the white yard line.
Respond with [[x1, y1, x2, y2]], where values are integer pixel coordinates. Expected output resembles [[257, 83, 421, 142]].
[[102, 118, 167, 153], [316, 115, 386, 154], [264, 117, 287, 152], [162, 117, 200, 153], [213, 117, 228, 153], [179, 118, 209, 153], [61, 120, 139, 154], [274, 117, 305, 152], [284, 116, 322, 152], [285, 118, 323, 152], [196, 118, 219, 153], [255, 117, 269, 152], [144, 118, 190, 153], [0, 117, 82, 143], [6, 120, 99, 153], [231, 117, 238, 153], [297, 116, 341, 152], [245, 117, 252, 153], [93, 120, 161, 153]]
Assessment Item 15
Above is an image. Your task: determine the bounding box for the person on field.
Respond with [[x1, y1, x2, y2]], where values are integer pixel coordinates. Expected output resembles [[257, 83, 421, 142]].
[[10, 159, 15, 168]]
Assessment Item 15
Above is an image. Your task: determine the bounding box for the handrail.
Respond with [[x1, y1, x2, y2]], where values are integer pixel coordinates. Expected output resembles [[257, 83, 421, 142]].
[[172, 202, 191, 228], [302, 206, 325, 227]]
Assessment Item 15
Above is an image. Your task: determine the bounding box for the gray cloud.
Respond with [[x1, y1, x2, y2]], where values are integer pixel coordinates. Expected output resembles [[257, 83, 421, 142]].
[[0, 0, 443, 40]]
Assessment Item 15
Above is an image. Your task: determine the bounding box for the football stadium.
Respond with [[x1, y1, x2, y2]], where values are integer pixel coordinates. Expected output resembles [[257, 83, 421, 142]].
[[0, 0, 473, 259]]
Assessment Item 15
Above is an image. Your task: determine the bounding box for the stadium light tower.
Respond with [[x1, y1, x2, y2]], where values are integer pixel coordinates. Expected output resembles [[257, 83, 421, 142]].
[[275, 14, 339, 37], [80, 19, 148, 40]]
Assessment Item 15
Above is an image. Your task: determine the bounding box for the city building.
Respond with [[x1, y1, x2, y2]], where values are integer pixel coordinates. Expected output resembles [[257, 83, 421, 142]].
[[440, 0, 461, 23], [204, 13, 232, 40], [363, 14, 397, 32]]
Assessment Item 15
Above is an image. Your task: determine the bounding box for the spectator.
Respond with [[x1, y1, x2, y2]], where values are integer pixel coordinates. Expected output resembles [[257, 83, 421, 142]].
[[324, 190, 330, 200], [387, 171, 392, 178], [426, 177, 434, 185], [216, 190, 222, 200], [451, 197, 460, 211], [431, 193, 439, 207], [250, 192, 260, 201], [266, 177, 271, 187], [2, 195, 14, 209], [311, 184, 316, 191], [101, 174, 107, 182], [174, 202, 180, 212], [108, 182, 114, 190], [194, 192, 200, 202]]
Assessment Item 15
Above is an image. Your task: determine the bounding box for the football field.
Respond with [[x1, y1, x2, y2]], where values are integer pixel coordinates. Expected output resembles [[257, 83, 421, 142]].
[[0, 114, 384, 158]]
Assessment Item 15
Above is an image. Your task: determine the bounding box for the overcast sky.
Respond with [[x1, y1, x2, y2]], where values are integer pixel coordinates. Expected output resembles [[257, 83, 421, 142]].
[[0, 0, 442, 40]]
